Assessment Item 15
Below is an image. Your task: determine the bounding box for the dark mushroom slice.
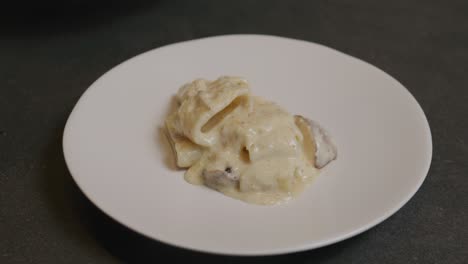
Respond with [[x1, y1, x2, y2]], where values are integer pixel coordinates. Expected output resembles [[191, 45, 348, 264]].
[[202, 168, 240, 190], [294, 115, 337, 169]]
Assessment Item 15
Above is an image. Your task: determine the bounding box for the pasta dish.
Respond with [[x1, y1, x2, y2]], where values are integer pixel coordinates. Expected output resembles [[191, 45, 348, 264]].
[[165, 76, 337, 205]]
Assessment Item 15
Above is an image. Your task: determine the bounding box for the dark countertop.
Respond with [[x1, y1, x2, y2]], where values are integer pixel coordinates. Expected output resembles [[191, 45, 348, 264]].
[[1, 1, 467, 263]]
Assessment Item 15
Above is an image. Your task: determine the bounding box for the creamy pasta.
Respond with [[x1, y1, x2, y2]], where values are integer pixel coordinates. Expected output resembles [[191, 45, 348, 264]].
[[165, 76, 337, 205]]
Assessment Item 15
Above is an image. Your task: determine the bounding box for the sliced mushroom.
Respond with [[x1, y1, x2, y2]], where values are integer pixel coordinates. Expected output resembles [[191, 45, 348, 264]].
[[202, 168, 240, 189], [295, 115, 337, 169]]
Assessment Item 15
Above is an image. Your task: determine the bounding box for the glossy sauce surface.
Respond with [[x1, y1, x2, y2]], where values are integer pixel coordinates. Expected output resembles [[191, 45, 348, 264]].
[[166, 77, 321, 205]]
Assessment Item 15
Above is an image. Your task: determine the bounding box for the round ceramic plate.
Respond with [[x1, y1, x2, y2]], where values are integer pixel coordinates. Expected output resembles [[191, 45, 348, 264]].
[[63, 35, 432, 255]]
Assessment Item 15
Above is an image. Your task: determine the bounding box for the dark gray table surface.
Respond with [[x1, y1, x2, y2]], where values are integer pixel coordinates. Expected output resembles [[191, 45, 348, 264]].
[[1, 0, 467, 263]]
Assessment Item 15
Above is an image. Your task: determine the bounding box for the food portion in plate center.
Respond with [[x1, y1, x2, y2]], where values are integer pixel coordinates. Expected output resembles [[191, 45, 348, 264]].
[[165, 76, 337, 205]]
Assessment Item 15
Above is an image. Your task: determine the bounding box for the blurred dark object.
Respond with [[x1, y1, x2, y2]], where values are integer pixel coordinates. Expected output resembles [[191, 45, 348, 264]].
[[0, 0, 156, 36]]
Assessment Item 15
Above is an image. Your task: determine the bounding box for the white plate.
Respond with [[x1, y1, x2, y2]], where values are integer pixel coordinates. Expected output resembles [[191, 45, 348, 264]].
[[63, 35, 432, 255]]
